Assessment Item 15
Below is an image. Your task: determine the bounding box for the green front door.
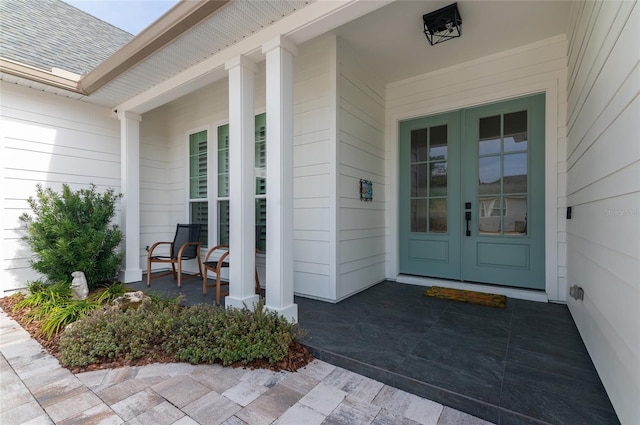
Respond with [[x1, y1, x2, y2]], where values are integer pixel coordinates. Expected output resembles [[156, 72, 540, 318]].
[[399, 94, 545, 290]]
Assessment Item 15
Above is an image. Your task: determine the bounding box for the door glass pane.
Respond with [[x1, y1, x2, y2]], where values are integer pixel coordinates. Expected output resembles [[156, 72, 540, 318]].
[[504, 111, 527, 152], [429, 125, 448, 160], [429, 199, 447, 233], [477, 109, 529, 236], [504, 196, 527, 235], [411, 129, 428, 162], [410, 124, 448, 234], [430, 162, 447, 196], [479, 115, 501, 154], [479, 156, 501, 195], [411, 199, 428, 232], [478, 197, 501, 234], [411, 164, 428, 197], [504, 153, 528, 193], [218, 200, 229, 245]]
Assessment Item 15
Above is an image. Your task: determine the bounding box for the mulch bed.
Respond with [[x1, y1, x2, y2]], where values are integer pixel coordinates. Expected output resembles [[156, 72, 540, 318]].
[[0, 294, 313, 374]]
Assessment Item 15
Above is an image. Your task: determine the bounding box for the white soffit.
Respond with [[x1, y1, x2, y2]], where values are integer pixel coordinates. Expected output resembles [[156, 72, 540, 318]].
[[112, 0, 391, 114], [88, 0, 313, 109]]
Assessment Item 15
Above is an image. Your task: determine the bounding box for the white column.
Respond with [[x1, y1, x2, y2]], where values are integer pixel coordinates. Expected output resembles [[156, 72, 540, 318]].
[[225, 56, 260, 309], [262, 36, 298, 322], [118, 111, 142, 283]]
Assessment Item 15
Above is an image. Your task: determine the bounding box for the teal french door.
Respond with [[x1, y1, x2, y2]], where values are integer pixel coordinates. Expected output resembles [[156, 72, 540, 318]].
[[399, 94, 545, 290]]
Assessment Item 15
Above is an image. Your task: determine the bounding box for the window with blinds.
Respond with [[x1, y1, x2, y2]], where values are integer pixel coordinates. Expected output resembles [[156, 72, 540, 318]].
[[217, 113, 267, 252], [189, 130, 208, 245]]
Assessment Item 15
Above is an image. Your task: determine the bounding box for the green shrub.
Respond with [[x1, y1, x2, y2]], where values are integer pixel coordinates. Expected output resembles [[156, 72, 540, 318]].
[[19, 184, 123, 290], [166, 300, 298, 366], [60, 299, 300, 368], [59, 301, 180, 366]]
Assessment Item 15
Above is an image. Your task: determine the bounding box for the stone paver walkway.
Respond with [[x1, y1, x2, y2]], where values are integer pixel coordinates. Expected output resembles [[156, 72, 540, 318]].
[[1, 310, 492, 424]]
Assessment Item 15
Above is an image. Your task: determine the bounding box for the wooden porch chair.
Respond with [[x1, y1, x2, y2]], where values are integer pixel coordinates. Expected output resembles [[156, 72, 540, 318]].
[[146, 224, 203, 288], [203, 245, 261, 305]]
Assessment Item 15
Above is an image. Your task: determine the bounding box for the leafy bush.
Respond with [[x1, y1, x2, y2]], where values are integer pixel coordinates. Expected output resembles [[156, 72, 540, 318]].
[[166, 302, 297, 366], [19, 184, 123, 290], [59, 299, 300, 368], [59, 300, 180, 366]]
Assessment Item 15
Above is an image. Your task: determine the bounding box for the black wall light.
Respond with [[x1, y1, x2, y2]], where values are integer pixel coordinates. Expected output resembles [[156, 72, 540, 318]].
[[423, 3, 462, 46]]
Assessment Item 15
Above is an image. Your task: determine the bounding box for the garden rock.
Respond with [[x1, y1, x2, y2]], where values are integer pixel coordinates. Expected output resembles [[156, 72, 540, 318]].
[[71, 271, 89, 300], [110, 291, 151, 311]]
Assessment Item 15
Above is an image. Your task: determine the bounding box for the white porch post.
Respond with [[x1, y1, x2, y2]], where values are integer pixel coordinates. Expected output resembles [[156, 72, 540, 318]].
[[117, 111, 142, 283], [225, 56, 260, 309], [262, 36, 298, 322]]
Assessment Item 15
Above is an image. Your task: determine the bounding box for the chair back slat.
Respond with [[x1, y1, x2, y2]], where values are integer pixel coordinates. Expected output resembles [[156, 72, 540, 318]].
[[171, 224, 201, 259]]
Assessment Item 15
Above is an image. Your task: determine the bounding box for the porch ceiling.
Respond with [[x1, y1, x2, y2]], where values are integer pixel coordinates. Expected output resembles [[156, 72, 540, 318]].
[[86, 0, 312, 108], [2, 1, 572, 111], [334, 0, 573, 85]]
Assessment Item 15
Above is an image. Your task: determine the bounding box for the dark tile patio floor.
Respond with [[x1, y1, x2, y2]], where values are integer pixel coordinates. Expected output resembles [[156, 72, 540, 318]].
[[129, 276, 620, 425]]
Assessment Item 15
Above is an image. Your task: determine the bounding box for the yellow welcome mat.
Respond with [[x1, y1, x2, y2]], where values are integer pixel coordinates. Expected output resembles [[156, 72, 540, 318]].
[[425, 286, 507, 309]]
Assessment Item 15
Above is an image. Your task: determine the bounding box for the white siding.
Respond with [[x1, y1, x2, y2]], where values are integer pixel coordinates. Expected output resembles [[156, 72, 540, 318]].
[[139, 106, 172, 271], [565, 2, 640, 423], [0, 82, 120, 294], [141, 72, 240, 274], [292, 35, 336, 300], [386, 35, 568, 301], [336, 38, 386, 300]]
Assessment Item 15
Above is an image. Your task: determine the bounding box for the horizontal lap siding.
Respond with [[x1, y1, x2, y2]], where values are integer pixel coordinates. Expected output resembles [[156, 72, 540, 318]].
[[143, 76, 238, 274], [336, 38, 386, 300], [293, 36, 334, 300], [565, 2, 640, 423], [0, 82, 119, 294], [139, 107, 172, 270]]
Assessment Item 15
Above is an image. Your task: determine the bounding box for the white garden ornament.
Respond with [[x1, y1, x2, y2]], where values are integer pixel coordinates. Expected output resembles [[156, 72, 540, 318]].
[[70, 271, 89, 300]]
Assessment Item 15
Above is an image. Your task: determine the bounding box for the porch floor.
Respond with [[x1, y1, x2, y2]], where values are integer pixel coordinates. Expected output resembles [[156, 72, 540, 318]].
[[130, 276, 620, 425]]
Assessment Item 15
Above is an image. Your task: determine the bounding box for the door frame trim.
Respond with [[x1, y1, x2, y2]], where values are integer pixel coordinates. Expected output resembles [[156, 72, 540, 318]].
[[388, 81, 561, 301]]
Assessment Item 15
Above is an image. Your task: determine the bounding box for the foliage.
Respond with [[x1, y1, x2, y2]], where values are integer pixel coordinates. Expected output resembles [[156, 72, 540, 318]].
[[166, 300, 298, 366], [59, 299, 300, 368], [59, 300, 180, 367], [13, 280, 125, 339], [19, 184, 123, 290], [15, 280, 72, 311], [91, 282, 128, 305]]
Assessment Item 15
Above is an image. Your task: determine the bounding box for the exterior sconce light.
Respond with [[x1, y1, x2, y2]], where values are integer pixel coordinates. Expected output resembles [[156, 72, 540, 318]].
[[423, 3, 462, 46]]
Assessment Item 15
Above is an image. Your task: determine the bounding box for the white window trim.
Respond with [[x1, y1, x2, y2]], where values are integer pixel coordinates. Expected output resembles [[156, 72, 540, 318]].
[[213, 110, 267, 251]]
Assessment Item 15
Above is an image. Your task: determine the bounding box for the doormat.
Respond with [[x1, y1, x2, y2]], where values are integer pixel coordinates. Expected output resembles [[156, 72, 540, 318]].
[[424, 286, 506, 309]]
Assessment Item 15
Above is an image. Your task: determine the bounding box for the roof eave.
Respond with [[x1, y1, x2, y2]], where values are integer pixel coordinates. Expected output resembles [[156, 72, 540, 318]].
[[78, 0, 231, 94], [0, 57, 85, 94]]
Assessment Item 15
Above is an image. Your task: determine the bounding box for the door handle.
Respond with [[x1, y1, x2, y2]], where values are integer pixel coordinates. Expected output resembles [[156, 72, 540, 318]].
[[465, 210, 471, 237]]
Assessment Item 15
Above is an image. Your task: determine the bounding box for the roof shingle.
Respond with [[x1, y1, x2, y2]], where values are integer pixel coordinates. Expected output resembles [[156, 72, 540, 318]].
[[0, 0, 134, 76]]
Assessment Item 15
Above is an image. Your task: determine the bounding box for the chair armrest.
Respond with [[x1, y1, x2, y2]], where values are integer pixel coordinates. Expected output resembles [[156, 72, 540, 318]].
[[176, 241, 201, 259], [147, 241, 172, 257], [204, 244, 229, 262]]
